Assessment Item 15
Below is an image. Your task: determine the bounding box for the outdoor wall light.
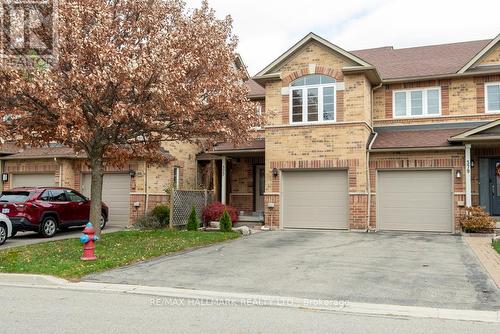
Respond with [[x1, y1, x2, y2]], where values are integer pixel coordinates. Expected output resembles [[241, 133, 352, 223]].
[[272, 168, 279, 177], [129, 170, 136, 178], [456, 170, 461, 178]]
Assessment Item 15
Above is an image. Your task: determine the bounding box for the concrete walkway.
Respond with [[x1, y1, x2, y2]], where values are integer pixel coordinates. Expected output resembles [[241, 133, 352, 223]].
[[465, 236, 500, 288]]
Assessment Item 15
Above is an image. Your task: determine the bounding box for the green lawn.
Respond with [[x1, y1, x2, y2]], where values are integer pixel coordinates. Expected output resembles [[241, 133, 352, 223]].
[[0, 230, 238, 280], [494, 240, 500, 254]]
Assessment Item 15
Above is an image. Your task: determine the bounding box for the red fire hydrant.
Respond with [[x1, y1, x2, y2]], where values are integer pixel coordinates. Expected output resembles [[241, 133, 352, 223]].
[[80, 222, 99, 261]]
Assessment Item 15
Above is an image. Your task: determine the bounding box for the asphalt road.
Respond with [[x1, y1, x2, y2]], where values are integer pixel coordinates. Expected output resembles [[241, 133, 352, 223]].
[[0, 285, 498, 334]]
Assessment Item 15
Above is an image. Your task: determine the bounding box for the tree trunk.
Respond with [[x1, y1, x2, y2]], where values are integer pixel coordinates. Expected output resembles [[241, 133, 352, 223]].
[[89, 156, 104, 237]]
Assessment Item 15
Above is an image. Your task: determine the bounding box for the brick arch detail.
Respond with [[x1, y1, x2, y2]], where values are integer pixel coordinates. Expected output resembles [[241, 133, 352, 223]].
[[282, 66, 343, 87]]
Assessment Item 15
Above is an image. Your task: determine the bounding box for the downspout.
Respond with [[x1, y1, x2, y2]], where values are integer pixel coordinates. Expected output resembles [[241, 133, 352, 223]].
[[55, 157, 62, 186], [145, 163, 149, 214], [0, 158, 4, 192], [366, 82, 383, 232]]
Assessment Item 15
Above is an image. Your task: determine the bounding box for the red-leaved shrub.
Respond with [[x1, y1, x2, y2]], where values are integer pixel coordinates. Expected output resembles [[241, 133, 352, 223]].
[[202, 202, 238, 224]]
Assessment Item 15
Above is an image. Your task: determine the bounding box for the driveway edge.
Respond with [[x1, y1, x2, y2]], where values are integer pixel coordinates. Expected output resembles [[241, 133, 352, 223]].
[[464, 236, 500, 288], [0, 273, 498, 323]]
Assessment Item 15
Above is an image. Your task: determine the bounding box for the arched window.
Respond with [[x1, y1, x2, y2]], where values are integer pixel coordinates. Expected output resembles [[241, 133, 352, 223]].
[[290, 74, 336, 123]]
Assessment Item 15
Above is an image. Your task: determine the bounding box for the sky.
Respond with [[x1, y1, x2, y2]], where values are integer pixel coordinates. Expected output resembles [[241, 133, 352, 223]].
[[185, 0, 500, 76]]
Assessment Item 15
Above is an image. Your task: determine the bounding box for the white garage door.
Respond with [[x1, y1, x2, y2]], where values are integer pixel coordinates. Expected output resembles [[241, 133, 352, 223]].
[[282, 170, 348, 229], [81, 173, 130, 227], [12, 174, 56, 188], [378, 170, 452, 233]]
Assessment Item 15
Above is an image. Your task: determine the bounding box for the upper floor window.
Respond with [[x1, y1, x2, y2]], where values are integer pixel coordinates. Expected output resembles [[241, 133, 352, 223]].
[[486, 82, 500, 113], [290, 75, 336, 124], [393, 87, 441, 118]]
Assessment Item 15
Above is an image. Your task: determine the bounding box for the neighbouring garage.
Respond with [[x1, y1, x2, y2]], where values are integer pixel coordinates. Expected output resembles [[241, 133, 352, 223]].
[[81, 173, 130, 227], [282, 170, 348, 229], [377, 170, 453, 233], [12, 173, 56, 188]]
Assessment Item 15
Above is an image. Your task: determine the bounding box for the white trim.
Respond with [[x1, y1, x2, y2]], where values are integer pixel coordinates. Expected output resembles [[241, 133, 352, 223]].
[[485, 81, 500, 113], [465, 144, 472, 207], [221, 157, 227, 204], [255, 32, 372, 78], [458, 34, 500, 74], [392, 86, 442, 118], [289, 79, 336, 125]]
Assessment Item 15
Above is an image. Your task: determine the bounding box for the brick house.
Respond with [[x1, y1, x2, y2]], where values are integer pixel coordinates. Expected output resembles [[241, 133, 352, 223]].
[[204, 32, 500, 233], [0, 141, 200, 227]]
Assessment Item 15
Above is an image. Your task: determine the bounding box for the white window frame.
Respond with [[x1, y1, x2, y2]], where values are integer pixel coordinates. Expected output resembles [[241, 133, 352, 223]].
[[173, 166, 180, 189], [289, 79, 336, 124], [485, 82, 500, 113], [392, 87, 442, 118]]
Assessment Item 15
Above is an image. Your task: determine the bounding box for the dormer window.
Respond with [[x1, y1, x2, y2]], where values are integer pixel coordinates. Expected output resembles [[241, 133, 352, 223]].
[[290, 75, 336, 124]]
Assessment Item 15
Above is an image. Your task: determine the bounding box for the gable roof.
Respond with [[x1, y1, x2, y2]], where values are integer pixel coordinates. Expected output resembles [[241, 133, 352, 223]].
[[255, 32, 373, 78], [352, 39, 492, 80], [457, 34, 500, 74], [449, 119, 500, 142]]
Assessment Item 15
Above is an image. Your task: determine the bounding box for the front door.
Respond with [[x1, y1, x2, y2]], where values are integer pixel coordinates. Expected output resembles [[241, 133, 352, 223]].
[[255, 166, 265, 212], [490, 159, 500, 216]]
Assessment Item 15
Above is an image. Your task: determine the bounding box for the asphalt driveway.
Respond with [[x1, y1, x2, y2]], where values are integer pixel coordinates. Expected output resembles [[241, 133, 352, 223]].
[[85, 231, 500, 310]]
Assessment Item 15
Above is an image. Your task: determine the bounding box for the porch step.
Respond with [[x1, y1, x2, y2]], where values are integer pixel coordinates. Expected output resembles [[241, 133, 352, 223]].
[[235, 214, 264, 229]]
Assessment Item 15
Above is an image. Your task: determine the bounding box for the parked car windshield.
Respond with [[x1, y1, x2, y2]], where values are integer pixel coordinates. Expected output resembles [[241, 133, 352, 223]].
[[0, 191, 31, 202]]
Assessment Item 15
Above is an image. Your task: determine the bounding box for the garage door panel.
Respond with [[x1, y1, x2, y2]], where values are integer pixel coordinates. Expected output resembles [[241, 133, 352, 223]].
[[283, 170, 348, 230], [378, 170, 452, 233], [82, 174, 130, 227], [380, 196, 451, 208], [285, 193, 346, 207], [12, 174, 56, 188]]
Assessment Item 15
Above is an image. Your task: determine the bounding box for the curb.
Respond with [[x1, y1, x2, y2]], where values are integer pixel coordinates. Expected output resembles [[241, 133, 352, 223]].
[[0, 273, 498, 323]]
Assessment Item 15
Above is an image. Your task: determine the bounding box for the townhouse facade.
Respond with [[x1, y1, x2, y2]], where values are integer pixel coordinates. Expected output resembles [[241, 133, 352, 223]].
[[205, 33, 500, 233], [1, 32, 500, 234]]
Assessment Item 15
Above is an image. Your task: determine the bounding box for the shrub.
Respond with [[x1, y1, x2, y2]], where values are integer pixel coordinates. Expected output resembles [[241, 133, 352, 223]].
[[187, 206, 200, 231], [219, 210, 232, 232], [202, 202, 238, 224], [135, 213, 162, 230], [151, 204, 170, 227], [459, 206, 496, 233]]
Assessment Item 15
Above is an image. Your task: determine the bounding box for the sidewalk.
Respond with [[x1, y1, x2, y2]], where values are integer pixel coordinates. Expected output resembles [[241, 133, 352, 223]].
[[0, 273, 498, 323], [465, 236, 500, 288]]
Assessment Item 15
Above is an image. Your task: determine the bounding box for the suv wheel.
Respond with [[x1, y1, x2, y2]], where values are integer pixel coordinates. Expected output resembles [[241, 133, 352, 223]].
[[0, 224, 7, 245], [39, 217, 58, 238], [100, 213, 107, 230]]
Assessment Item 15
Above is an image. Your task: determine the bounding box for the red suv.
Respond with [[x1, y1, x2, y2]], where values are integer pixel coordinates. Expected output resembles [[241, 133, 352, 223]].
[[0, 187, 108, 238]]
